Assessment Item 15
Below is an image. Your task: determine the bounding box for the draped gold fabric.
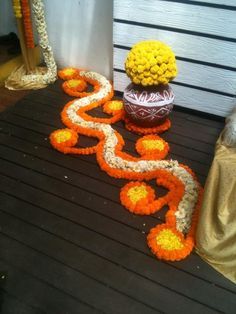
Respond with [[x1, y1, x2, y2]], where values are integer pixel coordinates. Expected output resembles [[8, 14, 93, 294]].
[[196, 135, 236, 284]]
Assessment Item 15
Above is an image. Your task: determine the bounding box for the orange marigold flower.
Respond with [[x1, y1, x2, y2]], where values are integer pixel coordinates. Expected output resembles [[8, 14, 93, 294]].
[[77, 99, 124, 125], [63, 79, 87, 93], [50, 128, 99, 155], [147, 224, 194, 261], [58, 68, 80, 80], [125, 118, 171, 135], [136, 135, 169, 159], [120, 181, 156, 215], [50, 128, 78, 151], [21, 0, 34, 48], [62, 75, 102, 98], [103, 100, 124, 116]]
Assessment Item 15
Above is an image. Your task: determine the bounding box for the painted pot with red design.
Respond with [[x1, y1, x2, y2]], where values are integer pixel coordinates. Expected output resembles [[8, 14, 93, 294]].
[[123, 83, 174, 127]]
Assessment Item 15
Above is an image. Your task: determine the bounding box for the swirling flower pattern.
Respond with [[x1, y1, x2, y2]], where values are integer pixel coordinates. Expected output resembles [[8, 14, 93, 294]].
[[50, 68, 202, 261]]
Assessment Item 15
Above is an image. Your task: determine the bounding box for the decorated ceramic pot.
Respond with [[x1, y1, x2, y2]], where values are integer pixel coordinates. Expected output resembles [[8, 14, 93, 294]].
[[123, 83, 174, 127]]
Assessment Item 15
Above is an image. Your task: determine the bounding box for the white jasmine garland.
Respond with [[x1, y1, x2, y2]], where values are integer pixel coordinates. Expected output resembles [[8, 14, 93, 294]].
[[65, 70, 199, 233], [22, 0, 57, 85]]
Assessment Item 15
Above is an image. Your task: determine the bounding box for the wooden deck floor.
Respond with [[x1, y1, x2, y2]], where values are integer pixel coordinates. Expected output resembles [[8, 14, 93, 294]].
[[0, 80, 235, 314]]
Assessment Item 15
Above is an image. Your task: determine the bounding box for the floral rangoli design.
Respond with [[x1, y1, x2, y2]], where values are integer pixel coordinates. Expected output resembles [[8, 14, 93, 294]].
[[50, 68, 203, 262]]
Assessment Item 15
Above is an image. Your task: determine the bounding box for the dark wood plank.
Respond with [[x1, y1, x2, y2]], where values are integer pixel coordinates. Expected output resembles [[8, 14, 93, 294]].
[[0, 134, 206, 239], [2, 90, 218, 159], [170, 111, 223, 133], [0, 120, 122, 183], [0, 114, 102, 170], [18, 93, 222, 145], [26, 80, 225, 133], [41, 80, 224, 129], [0, 111, 212, 183], [0, 87, 30, 113], [0, 194, 232, 314], [1, 166, 234, 296], [0, 128, 207, 203], [0, 113, 211, 181], [0, 116, 234, 290], [0, 130, 234, 294], [0, 229, 159, 314], [1, 104, 210, 179], [0, 290, 45, 314], [0, 259, 95, 314], [0, 172, 236, 312], [0, 81, 234, 314], [9, 90, 217, 148], [185, 113, 225, 129]]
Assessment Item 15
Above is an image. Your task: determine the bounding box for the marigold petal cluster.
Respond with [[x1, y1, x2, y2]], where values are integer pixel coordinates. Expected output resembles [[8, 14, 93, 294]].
[[58, 68, 80, 81], [63, 79, 87, 93], [136, 135, 169, 159], [147, 224, 194, 261], [103, 100, 124, 115], [13, 0, 22, 18], [125, 40, 177, 86], [60, 69, 102, 98], [120, 182, 156, 215], [21, 0, 35, 48]]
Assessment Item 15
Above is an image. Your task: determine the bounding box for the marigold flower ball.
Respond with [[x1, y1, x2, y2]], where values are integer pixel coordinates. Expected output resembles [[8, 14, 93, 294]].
[[125, 40, 177, 86]]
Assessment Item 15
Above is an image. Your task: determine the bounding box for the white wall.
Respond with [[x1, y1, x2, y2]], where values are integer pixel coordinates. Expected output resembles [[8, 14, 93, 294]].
[[0, 0, 17, 35], [113, 0, 236, 117], [44, 0, 113, 78]]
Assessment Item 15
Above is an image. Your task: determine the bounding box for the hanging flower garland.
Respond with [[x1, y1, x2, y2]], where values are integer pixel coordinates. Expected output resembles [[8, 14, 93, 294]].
[[50, 67, 202, 262], [22, 0, 57, 85], [12, 0, 22, 18], [7, 0, 57, 90], [21, 0, 35, 48]]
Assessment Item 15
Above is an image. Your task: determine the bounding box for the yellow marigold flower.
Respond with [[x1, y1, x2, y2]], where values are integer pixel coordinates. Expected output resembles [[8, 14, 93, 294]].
[[137, 65, 145, 73], [67, 79, 83, 88], [13, 0, 22, 18], [127, 185, 148, 204], [133, 77, 141, 85], [160, 63, 167, 72], [141, 78, 149, 86], [125, 40, 177, 86], [157, 68, 164, 76], [150, 65, 158, 74], [107, 100, 123, 111], [64, 68, 76, 76], [156, 229, 184, 250], [142, 139, 165, 151], [54, 130, 72, 143]]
